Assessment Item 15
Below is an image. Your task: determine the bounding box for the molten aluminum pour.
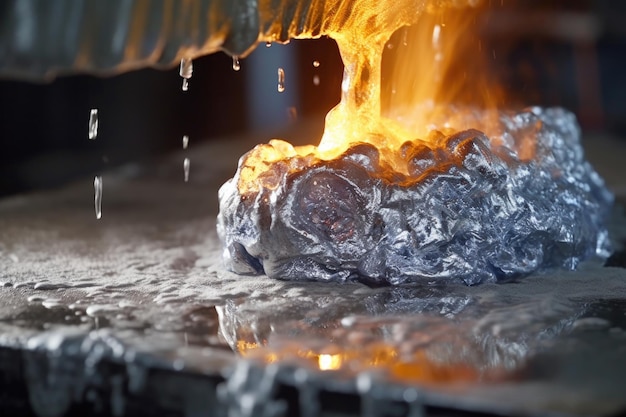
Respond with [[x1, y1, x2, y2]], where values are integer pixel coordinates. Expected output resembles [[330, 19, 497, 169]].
[[0, 0, 613, 285]]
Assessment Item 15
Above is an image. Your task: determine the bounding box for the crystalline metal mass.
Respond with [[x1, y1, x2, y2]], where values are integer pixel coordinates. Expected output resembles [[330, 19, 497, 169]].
[[217, 107, 613, 285]]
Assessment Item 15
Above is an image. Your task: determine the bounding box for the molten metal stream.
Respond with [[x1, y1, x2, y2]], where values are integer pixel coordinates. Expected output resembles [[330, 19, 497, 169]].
[[240, 2, 499, 193]]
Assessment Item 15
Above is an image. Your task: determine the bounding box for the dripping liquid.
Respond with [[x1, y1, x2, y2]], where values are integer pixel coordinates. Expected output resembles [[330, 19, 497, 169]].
[[94, 176, 102, 219]]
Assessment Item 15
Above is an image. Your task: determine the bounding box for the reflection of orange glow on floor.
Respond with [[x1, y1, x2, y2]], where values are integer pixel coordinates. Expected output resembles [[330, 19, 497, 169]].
[[390, 352, 479, 385], [236, 340, 261, 353], [318, 353, 343, 370], [236, 339, 480, 385]]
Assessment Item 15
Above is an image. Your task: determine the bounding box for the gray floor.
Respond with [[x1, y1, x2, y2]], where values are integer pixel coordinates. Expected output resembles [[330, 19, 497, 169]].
[[1, 127, 626, 416]]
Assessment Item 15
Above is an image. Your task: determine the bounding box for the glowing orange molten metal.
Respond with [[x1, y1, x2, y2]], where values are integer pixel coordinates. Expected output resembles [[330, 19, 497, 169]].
[[240, 1, 509, 194]]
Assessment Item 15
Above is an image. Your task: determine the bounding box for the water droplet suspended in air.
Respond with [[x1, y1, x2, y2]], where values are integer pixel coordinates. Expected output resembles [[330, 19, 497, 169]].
[[266, 42, 272, 48], [277, 68, 285, 93], [232, 56, 241, 71], [94, 176, 102, 219], [88, 109, 98, 140], [181, 78, 189, 91], [313, 60, 320, 67], [183, 158, 190, 182], [182, 135, 189, 150], [313, 75, 320, 86]]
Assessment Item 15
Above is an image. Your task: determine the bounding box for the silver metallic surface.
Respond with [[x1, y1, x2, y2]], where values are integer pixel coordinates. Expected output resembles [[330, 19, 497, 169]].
[[0, 0, 253, 79], [217, 107, 613, 285], [0, 0, 473, 79]]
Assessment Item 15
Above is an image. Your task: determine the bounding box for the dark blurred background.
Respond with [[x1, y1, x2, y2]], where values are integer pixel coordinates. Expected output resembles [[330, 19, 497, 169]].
[[0, 0, 625, 197]]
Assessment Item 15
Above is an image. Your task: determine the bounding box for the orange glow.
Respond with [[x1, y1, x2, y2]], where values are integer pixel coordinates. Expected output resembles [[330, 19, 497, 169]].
[[382, 6, 505, 138], [236, 340, 261, 353], [390, 352, 479, 385], [318, 353, 343, 371], [238, 1, 517, 194], [236, 339, 483, 385]]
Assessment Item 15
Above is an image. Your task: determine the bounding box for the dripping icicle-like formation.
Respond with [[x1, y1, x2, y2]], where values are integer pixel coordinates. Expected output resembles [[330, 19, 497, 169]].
[[179, 58, 193, 91]]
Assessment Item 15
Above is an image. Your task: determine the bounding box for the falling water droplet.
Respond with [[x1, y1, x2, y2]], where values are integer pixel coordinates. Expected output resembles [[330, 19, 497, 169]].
[[402, 28, 409, 46], [88, 109, 98, 140], [232, 56, 241, 71], [179, 58, 193, 91], [266, 41, 272, 48], [313, 75, 320, 86], [277, 68, 285, 93], [94, 176, 102, 219], [183, 158, 190, 182], [313, 60, 320, 68], [182, 135, 189, 149]]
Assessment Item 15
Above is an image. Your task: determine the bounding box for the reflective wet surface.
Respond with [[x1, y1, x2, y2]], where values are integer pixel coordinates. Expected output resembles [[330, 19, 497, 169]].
[[1, 129, 626, 416]]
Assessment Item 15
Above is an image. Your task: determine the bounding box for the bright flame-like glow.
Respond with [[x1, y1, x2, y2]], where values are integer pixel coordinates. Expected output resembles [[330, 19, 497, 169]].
[[318, 354, 343, 371], [239, 1, 509, 194], [382, 5, 504, 138]]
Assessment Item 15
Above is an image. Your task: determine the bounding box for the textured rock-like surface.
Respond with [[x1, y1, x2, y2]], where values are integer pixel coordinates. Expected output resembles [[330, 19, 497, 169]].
[[218, 107, 613, 285]]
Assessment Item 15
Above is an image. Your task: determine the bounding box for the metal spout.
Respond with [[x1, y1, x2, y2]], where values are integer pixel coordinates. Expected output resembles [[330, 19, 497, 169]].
[[0, 0, 475, 80]]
